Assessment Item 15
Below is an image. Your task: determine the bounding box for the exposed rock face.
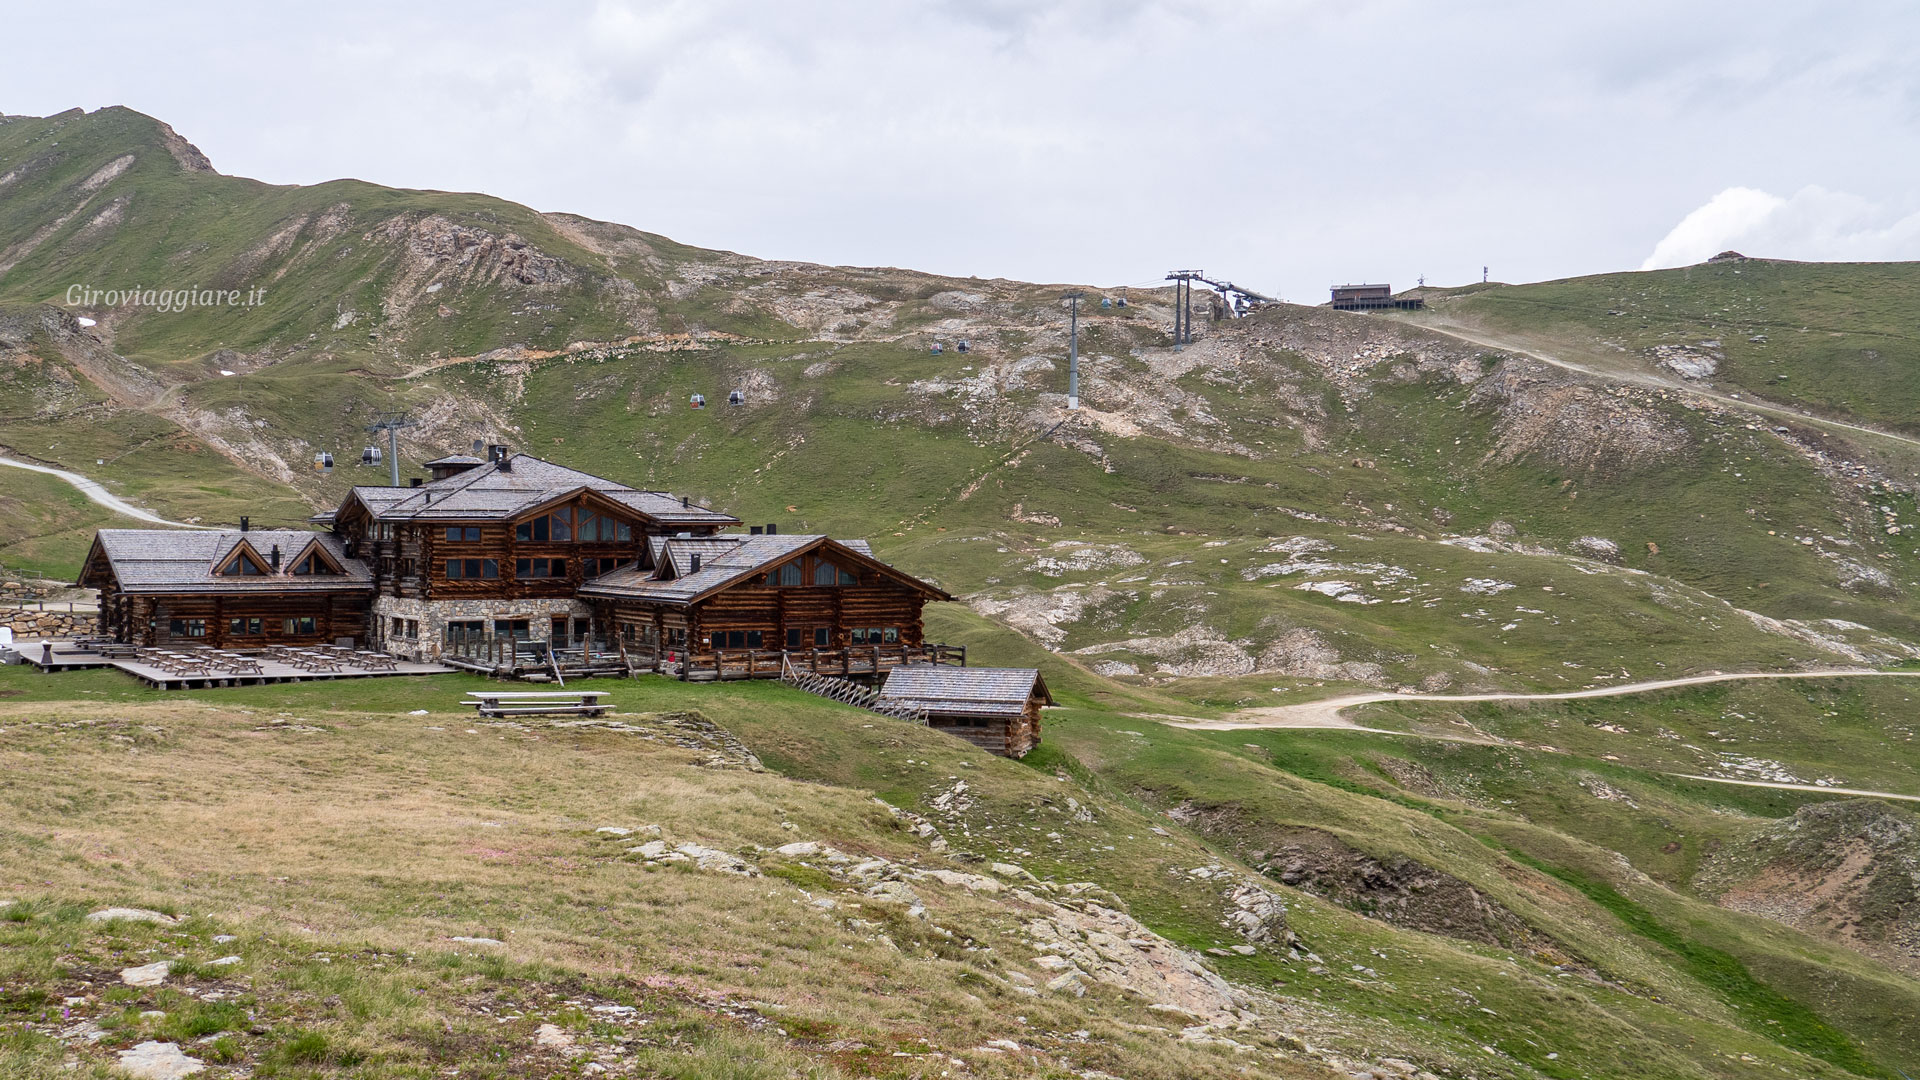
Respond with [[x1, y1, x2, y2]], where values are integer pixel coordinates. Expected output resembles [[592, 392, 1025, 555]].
[[1253, 629, 1386, 684], [1646, 343, 1721, 380], [1696, 799, 1920, 975], [375, 213, 574, 289], [1469, 363, 1692, 473], [155, 119, 216, 172], [1570, 536, 1623, 563], [1254, 827, 1551, 952]]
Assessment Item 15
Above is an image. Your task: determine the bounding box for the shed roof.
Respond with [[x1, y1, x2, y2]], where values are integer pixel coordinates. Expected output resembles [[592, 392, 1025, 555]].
[[876, 666, 1053, 717], [82, 529, 373, 594]]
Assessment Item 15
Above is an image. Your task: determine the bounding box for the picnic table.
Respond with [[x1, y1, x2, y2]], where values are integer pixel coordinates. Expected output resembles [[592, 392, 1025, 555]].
[[462, 690, 611, 718]]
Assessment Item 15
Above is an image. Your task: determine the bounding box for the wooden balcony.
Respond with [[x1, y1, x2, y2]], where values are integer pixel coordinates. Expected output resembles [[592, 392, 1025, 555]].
[[439, 637, 965, 683]]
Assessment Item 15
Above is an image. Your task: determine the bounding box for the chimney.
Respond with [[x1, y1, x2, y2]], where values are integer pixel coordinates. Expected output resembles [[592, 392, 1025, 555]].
[[749, 525, 763, 535], [689, 554, 701, 573], [766, 523, 778, 536], [239, 516, 249, 533], [409, 477, 423, 488], [269, 544, 281, 571], [681, 495, 689, 508]]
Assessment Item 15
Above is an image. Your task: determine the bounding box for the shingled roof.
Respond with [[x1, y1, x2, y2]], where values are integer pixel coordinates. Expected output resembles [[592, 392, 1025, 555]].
[[81, 529, 372, 594], [876, 666, 1053, 717], [580, 534, 932, 606], [339, 453, 739, 526]]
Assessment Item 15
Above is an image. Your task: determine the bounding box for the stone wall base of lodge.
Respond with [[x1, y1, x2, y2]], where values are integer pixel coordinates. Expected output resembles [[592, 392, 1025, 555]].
[[372, 596, 595, 663]]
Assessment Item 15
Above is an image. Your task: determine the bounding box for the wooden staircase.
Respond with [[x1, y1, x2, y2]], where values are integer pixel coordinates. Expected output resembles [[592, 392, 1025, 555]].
[[780, 656, 927, 723]]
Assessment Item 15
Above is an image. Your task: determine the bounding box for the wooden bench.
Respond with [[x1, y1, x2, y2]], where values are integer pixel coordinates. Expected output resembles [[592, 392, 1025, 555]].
[[462, 690, 611, 718]]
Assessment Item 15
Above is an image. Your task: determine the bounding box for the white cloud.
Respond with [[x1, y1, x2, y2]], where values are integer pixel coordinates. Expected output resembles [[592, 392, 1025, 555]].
[[1643, 185, 1920, 269]]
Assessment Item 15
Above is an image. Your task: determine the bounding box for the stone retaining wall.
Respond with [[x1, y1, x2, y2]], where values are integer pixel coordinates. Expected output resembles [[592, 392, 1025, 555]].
[[0, 577, 67, 602], [1, 606, 100, 640]]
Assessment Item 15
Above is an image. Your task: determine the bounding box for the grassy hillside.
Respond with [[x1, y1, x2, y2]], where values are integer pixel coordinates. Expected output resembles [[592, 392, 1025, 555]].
[[4, 666, 1918, 1079], [1412, 259, 1920, 438]]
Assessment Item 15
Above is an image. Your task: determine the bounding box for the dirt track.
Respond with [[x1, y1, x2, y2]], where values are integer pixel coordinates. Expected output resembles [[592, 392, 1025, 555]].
[[1168, 668, 1920, 731], [0, 455, 198, 527]]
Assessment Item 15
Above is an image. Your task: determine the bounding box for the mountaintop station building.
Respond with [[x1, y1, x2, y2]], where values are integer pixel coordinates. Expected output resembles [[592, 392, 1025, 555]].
[[80, 447, 959, 683]]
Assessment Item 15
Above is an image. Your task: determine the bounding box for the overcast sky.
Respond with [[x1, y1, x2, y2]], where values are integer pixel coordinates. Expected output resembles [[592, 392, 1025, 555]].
[[7, 1, 1920, 299]]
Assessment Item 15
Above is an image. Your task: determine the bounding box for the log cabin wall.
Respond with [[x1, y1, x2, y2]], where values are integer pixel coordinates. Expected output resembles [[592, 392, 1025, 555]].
[[136, 592, 371, 648], [925, 698, 1041, 758], [420, 499, 651, 604], [593, 580, 929, 658]]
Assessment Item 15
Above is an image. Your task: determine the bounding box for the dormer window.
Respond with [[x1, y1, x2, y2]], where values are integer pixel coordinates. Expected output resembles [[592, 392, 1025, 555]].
[[290, 553, 333, 575], [285, 539, 345, 576], [215, 542, 270, 577]]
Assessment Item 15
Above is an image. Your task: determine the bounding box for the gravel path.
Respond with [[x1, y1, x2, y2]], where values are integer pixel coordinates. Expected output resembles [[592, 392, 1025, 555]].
[[0, 455, 200, 528]]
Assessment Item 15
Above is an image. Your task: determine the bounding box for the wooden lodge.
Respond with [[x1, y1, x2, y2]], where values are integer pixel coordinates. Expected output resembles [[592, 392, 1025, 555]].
[[875, 666, 1051, 758], [78, 527, 372, 648], [66, 446, 1043, 752], [577, 532, 956, 682], [1329, 283, 1423, 311], [74, 447, 966, 683]]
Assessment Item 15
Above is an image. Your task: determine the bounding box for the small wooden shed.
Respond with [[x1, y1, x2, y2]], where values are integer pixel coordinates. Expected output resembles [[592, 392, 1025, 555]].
[[877, 665, 1052, 758]]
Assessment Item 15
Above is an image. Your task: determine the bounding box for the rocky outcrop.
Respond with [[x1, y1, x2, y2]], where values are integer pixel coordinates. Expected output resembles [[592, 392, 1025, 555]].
[[1469, 363, 1693, 474], [1696, 799, 1920, 975]]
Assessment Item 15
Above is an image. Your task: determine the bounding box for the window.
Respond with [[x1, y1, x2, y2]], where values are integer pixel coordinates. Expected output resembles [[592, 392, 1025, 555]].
[[391, 616, 404, 637], [707, 629, 763, 650], [515, 508, 577, 543], [228, 617, 262, 636], [220, 554, 266, 576], [372, 522, 396, 541], [283, 616, 317, 635], [851, 626, 900, 645], [406, 619, 419, 639], [493, 619, 531, 641], [514, 557, 566, 579], [813, 561, 855, 586], [445, 620, 485, 644], [444, 526, 480, 542], [573, 511, 628, 542], [787, 627, 830, 648], [582, 557, 631, 578], [290, 552, 335, 575], [883, 626, 899, 643], [765, 562, 804, 586], [167, 618, 207, 637], [446, 559, 498, 580]]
